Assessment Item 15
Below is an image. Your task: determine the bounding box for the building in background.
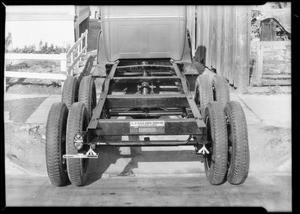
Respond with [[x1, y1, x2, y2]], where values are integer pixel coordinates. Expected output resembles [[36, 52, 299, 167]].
[[259, 8, 291, 41], [5, 5, 90, 51]]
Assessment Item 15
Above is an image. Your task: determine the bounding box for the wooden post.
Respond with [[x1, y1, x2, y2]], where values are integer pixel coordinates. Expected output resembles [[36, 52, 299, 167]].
[[60, 58, 67, 72], [79, 32, 83, 63], [80, 35, 83, 51], [223, 6, 230, 81], [61, 80, 64, 92], [77, 37, 80, 69], [256, 42, 263, 86], [236, 6, 251, 93], [246, 5, 251, 88], [216, 6, 223, 76], [235, 7, 242, 89], [71, 52, 74, 76], [229, 6, 236, 85], [209, 6, 217, 70], [204, 6, 210, 67], [75, 6, 80, 41]]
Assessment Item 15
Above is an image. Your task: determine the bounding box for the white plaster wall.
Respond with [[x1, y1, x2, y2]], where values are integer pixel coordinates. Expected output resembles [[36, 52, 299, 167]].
[[4, 5, 89, 50], [6, 20, 74, 49]]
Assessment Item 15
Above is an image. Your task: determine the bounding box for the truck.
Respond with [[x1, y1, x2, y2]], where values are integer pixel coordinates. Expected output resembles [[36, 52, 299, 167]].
[[45, 5, 250, 187]]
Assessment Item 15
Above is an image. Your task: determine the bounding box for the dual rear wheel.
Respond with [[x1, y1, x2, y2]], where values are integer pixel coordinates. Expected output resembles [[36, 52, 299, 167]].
[[196, 73, 249, 185], [204, 101, 250, 185], [46, 76, 96, 187]]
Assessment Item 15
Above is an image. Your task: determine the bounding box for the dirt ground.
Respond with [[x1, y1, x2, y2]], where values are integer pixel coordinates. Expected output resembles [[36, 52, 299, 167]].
[[4, 87, 291, 176]]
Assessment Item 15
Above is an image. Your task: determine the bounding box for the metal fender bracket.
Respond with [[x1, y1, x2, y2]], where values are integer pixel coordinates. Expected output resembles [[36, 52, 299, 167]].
[[63, 147, 98, 159]]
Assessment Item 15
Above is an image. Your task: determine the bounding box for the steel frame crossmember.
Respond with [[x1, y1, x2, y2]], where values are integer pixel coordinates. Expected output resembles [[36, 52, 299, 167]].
[[87, 59, 205, 146]]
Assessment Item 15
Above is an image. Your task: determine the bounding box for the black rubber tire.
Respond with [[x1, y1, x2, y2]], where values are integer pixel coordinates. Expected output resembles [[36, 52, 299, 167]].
[[212, 75, 230, 108], [66, 102, 89, 186], [78, 76, 97, 119], [62, 76, 79, 109], [194, 79, 200, 104], [204, 101, 228, 185], [45, 102, 69, 186], [224, 101, 250, 185], [196, 75, 213, 117]]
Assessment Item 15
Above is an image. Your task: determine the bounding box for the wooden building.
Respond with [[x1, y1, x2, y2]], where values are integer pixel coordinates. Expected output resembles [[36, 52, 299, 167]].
[[187, 6, 251, 91], [253, 8, 291, 86], [259, 8, 291, 41]]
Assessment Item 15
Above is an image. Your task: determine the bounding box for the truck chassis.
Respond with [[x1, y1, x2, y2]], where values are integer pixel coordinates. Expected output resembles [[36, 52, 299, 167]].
[[45, 57, 250, 187], [87, 59, 205, 147]]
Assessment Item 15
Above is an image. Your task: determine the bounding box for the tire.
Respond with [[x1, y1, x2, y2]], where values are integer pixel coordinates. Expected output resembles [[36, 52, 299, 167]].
[[193, 80, 199, 104], [66, 102, 89, 186], [78, 76, 97, 119], [196, 75, 213, 117], [45, 102, 69, 186], [212, 75, 230, 108], [224, 101, 250, 185], [204, 101, 228, 185], [62, 76, 79, 109]]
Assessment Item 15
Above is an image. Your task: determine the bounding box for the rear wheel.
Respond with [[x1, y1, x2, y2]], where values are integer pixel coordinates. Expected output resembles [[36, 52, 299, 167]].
[[78, 76, 97, 119], [212, 75, 230, 108], [66, 102, 89, 186], [204, 101, 228, 185], [196, 75, 213, 117], [62, 76, 79, 109], [225, 101, 250, 185], [45, 102, 69, 186]]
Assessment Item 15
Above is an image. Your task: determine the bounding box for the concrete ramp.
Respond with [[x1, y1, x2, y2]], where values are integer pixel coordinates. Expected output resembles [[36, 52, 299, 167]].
[[26, 95, 61, 124]]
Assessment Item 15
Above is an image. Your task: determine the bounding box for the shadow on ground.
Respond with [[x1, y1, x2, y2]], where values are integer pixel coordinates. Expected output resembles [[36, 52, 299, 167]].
[[84, 140, 200, 186]]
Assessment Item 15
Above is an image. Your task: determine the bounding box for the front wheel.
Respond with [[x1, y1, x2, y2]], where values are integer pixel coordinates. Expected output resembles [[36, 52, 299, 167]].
[[204, 101, 228, 185], [224, 101, 250, 185], [66, 102, 89, 186]]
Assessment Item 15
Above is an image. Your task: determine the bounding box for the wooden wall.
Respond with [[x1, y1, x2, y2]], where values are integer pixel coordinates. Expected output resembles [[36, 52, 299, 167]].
[[189, 6, 251, 90]]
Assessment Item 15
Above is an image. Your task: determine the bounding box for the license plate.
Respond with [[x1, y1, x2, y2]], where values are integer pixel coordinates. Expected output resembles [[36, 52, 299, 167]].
[[130, 121, 165, 134]]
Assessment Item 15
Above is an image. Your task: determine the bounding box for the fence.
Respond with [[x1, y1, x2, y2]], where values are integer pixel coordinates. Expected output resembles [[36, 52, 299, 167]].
[[253, 40, 291, 86], [66, 29, 88, 76], [4, 29, 88, 90]]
